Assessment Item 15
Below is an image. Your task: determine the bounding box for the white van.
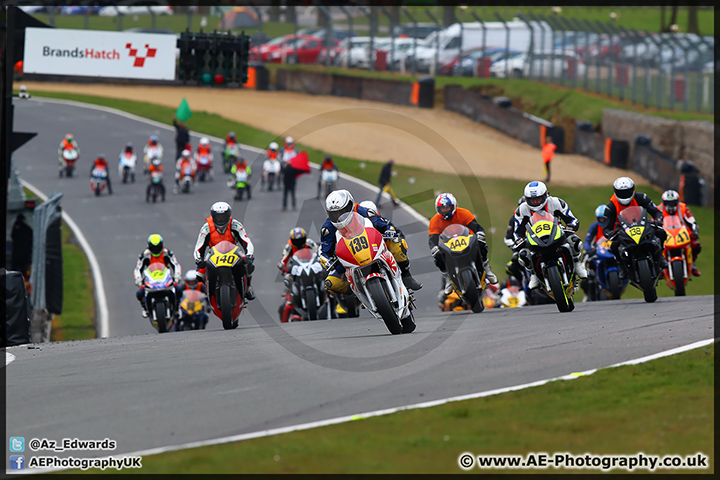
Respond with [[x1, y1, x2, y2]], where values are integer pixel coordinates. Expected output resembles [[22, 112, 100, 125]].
[[410, 20, 553, 74]]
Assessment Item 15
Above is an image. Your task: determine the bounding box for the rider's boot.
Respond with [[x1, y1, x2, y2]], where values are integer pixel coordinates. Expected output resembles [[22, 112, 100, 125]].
[[398, 260, 422, 291], [245, 276, 256, 300], [483, 259, 498, 284]]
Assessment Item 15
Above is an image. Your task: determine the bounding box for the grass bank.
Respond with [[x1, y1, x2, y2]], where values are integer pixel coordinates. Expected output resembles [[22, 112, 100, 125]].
[[23, 189, 96, 341], [80, 343, 714, 474], [23, 89, 714, 298]]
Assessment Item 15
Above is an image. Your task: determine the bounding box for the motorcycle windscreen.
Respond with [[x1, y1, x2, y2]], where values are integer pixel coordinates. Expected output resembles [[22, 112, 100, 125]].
[[439, 223, 470, 243], [337, 212, 365, 239], [145, 263, 172, 288], [663, 214, 684, 230], [663, 214, 690, 247], [526, 210, 560, 246], [180, 290, 205, 313], [336, 212, 375, 266], [617, 206, 646, 225], [292, 247, 316, 264]]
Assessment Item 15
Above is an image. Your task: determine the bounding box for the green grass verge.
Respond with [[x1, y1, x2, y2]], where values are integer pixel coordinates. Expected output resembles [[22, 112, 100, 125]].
[[23, 188, 96, 341], [337, 6, 715, 36], [24, 89, 713, 298], [77, 343, 713, 474]]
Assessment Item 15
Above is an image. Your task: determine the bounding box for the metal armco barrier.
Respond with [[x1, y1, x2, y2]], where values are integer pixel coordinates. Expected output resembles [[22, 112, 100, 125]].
[[29, 191, 63, 343], [444, 85, 565, 153]]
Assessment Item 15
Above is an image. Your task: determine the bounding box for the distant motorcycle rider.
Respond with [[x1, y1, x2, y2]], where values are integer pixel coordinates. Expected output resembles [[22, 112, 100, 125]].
[[262, 141, 281, 191], [230, 156, 252, 200], [429, 193, 498, 299], [320, 189, 422, 295], [193, 201, 256, 300], [513, 181, 587, 289], [179, 269, 209, 329], [143, 135, 164, 172], [278, 227, 319, 294], [317, 154, 339, 199], [58, 133, 79, 174], [659, 189, 701, 276], [174, 149, 196, 193], [90, 154, 113, 194], [602, 177, 668, 270], [134, 234, 183, 318]]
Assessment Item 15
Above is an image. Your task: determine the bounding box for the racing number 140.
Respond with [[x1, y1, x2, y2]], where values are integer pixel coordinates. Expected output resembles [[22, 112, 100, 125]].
[[349, 236, 369, 254]]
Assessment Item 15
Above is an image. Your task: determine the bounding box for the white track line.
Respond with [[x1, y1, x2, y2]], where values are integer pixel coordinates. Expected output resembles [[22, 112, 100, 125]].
[[20, 180, 111, 338], [5, 352, 16, 366], [26, 337, 711, 473]]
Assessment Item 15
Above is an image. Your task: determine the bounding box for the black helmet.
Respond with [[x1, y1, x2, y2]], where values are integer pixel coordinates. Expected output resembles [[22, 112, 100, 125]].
[[324, 154, 332, 162], [147, 233, 164, 257], [126, 142, 133, 151], [228, 131, 236, 139], [289, 227, 307, 249], [210, 202, 232, 234]]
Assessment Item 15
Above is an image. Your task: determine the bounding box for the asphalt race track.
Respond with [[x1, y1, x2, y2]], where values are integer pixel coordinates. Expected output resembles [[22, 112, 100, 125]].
[[5, 98, 714, 466]]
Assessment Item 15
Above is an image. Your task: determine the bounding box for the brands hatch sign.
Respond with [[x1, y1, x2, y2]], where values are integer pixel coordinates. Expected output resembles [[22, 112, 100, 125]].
[[23, 28, 176, 80]]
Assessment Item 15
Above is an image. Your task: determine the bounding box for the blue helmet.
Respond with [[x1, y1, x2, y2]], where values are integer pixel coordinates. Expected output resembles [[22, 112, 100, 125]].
[[594, 204, 607, 220], [435, 193, 457, 220]]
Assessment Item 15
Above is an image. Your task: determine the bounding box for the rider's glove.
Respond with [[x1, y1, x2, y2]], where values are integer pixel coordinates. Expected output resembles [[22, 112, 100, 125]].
[[512, 238, 525, 251], [134, 277, 143, 287], [430, 245, 441, 258], [567, 219, 580, 232], [475, 231, 486, 243], [244, 254, 254, 265], [277, 261, 285, 271], [503, 237, 515, 248], [383, 226, 400, 242], [318, 253, 333, 269], [195, 259, 206, 269]]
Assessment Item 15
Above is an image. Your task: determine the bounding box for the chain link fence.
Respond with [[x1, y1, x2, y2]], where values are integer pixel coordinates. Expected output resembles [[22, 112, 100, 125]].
[[27, 5, 714, 113]]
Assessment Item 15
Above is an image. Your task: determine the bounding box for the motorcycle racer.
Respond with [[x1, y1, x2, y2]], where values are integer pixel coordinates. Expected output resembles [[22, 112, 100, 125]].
[[659, 189, 701, 276], [90, 154, 113, 194], [134, 234, 183, 318], [58, 133, 80, 174]]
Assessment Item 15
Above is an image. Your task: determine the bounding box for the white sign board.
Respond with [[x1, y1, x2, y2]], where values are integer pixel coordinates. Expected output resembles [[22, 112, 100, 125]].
[[23, 28, 177, 80]]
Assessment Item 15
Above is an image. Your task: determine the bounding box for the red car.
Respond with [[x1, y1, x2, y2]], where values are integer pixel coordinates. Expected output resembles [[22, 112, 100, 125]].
[[250, 34, 316, 63], [268, 36, 340, 64]]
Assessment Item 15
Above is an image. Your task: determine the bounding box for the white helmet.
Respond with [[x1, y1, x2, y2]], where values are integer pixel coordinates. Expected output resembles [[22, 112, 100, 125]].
[[661, 189, 680, 214], [325, 189, 355, 229], [185, 269, 198, 286], [269, 141, 279, 151], [181, 149, 190, 158], [199, 137, 210, 146], [359, 200, 378, 213], [613, 177, 635, 206], [523, 181, 549, 212], [210, 201, 232, 234], [285, 136, 294, 145]]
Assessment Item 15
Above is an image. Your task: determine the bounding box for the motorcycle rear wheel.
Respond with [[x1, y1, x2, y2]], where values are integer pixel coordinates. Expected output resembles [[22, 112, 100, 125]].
[[638, 258, 658, 303], [547, 265, 571, 313], [220, 284, 235, 330], [671, 259, 686, 297], [155, 300, 168, 333], [366, 277, 402, 335]]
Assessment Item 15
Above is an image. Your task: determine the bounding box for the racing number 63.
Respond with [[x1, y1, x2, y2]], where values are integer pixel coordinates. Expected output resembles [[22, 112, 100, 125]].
[[350, 236, 369, 254]]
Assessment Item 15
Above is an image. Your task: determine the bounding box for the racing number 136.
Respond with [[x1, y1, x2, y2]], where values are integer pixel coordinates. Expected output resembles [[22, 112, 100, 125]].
[[350, 236, 369, 254]]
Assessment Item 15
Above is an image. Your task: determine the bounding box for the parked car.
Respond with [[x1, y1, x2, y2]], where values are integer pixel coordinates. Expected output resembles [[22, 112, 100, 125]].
[[392, 23, 442, 39], [491, 50, 586, 79], [267, 36, 340, 64], [98, 5, 173, 17], [333, 36, 372, 67], [251, 34, 312, 62], [451, 48, 522, 77]]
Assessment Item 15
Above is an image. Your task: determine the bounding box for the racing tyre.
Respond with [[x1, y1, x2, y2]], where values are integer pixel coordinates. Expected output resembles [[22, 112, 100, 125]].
[[366, 277, 402, 335], [220, 284, 235, 330], [459, 269, 483, 313], [671, 259, 686, 297], [606, 270, 622, 299], [401, 310, 416, 333], [547, 265, 571, 312], [638, 258, 658, 303], [155, 300, 168, 333], [95, 184, 101, 196], [305, 290, 318, 320]]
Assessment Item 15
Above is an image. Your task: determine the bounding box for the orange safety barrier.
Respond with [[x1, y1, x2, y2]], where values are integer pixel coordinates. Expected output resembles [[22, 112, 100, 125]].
[[604, 138, 612, 164], [243, 66, 257, 89], [410, 82, 419, 105]]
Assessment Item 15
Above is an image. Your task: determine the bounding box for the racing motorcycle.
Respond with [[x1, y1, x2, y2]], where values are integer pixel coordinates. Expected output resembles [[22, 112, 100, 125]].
[[178, 161, 195, 194], [333, 212, 416, 335], [90, 165, 109, 196], [329, 291, 361, 318], [262, 159, 281, 191], [585, 235, 627, 301], [229, 168, 251, 201], [195, 152, 214, 182], [59, 148, 78, 178], [223, 144, 240, 174], [204, 240, 249, 330], [437, 224, 488, 313], [520, 210, 578, 313], [286, 247, 329, 321], [498, 278, 527, 308], [142, 263, 177, 333], [146, 170, 165, 202], [119, 150, 137, 184], [321, 169, 339, 199], [143, 146, 162, 173], [177, 289, 208, 330], [609, 206, 661, 303], [661, 212, 693, 297]]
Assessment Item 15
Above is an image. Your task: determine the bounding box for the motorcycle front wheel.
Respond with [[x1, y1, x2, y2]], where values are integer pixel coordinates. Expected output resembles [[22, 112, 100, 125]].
[[459, 269, 483, 313], [606, 270, 622, 299], [671, 259, 686, 297], [547, 264, 571, 313], [638, 258, 658, 303], [155, 300, 168, 333], [219, 284, 235, 330], [366, 277, 402, 335], [305, 290, 318, 320]]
